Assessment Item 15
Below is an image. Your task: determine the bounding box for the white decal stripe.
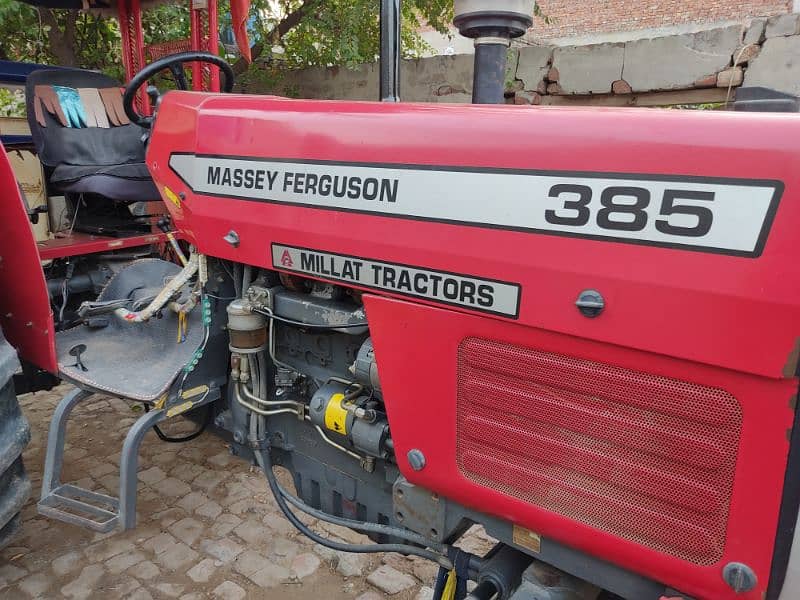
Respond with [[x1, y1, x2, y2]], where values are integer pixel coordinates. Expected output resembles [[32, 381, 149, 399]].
[[271, 244, 521, 318], [170, 154, 781, 256]]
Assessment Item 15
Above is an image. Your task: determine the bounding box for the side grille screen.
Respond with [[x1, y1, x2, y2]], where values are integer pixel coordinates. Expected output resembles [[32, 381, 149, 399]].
[[456, 337, 742, 565]]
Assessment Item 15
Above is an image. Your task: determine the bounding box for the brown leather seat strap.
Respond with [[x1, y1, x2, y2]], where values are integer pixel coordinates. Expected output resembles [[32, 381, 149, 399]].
[[34, 85, 68, 127], [77, 88, 110, 128]]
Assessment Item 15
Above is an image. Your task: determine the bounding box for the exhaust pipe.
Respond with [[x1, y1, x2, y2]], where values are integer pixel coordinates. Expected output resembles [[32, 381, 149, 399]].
[[454, 0, 534, 104], [380, 0, 401, 101]]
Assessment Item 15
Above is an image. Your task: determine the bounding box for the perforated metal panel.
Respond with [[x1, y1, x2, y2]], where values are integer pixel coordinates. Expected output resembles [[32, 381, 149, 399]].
[[457, 337, 742, 565]]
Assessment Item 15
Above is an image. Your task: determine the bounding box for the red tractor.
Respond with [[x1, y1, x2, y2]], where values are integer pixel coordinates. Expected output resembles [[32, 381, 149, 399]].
[[1, 1, 800, 599]]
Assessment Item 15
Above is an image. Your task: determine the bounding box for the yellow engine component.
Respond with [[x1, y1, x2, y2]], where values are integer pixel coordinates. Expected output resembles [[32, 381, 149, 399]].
[[324, 393, 349, 435]]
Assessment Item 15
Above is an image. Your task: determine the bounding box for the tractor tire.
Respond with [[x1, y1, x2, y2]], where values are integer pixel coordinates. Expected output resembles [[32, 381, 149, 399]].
[[0, 330, 30, 549]]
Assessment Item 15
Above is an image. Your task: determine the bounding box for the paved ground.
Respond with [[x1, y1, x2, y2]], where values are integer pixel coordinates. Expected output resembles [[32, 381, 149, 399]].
[[0, 384, 497, 600]]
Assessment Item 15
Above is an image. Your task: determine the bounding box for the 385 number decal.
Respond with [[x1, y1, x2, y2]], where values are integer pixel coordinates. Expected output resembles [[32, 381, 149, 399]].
[[170, 153, 782, 257], [546, 185, 715, 238]]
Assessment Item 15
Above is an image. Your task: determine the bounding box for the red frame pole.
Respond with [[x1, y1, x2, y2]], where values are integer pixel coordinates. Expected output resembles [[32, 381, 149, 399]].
[[190, 1, 202, 91], [117, 0, 150, 114], [207, 0, 220, 92], [189, 0, 220, 92]]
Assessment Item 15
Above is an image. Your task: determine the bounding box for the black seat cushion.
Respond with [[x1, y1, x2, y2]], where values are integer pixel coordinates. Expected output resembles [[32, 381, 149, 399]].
[[51, 163, 159, 201], [25, 69, 158, 201]]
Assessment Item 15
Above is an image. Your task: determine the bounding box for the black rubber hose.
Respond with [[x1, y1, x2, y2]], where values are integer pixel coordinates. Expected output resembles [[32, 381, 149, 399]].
[[143, 403, 211, 443], [253, 439, 453, 569], [276, 481, 446, 552]]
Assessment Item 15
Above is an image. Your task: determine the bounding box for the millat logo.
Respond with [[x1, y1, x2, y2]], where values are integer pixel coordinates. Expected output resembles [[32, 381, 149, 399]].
[[280, 250, 294, 267]]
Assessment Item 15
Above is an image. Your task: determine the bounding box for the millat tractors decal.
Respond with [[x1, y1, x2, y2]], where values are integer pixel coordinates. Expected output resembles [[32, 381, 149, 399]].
[[169, 153, 783, 257], [271, 244, 522, 318]]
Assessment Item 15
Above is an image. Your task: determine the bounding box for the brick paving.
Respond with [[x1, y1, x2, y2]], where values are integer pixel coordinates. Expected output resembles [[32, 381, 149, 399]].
[[0, 385, 496, 599]]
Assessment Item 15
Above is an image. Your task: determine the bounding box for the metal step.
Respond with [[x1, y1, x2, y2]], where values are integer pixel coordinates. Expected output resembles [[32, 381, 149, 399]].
[[38, 386, 218, 532], [38, 483, 119, 532]]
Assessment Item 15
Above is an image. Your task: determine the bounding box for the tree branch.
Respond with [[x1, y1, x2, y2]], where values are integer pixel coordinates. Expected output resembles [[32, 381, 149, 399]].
[[232, 0, 321, 75], [38, 8, 78, 67]]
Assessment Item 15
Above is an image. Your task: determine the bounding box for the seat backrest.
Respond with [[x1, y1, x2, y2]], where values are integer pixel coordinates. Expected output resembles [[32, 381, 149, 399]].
[[25, 68, 147, 169]]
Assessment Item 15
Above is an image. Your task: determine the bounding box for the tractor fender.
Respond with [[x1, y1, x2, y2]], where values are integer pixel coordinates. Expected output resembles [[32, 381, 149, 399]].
[[0, 144, 56, 373]]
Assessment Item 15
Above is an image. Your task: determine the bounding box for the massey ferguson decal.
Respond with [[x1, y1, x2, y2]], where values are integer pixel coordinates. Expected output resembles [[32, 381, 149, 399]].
[[271, 244, 521, 318], [170, 154, 783, 257]]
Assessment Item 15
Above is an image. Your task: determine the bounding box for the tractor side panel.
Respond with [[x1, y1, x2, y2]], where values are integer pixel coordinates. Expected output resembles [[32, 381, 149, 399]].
[[146, 93, 800, 599], [0, 146, 56, 373], [147, 93, 800, 381], [365, 294, 796, 600]]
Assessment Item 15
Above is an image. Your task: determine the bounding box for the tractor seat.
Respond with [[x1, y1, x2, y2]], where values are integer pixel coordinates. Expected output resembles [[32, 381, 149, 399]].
[[49, 163, 154, 202], [25, 68, 158, 202]]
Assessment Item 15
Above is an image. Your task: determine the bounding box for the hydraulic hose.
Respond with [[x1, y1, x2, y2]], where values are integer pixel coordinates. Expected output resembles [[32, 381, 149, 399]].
[[115, 252, 199, 323], [251, 419, 453, 570], [235, 385, 300, 417], [275, 480, 446, 552], [238, 381, 304, 410]]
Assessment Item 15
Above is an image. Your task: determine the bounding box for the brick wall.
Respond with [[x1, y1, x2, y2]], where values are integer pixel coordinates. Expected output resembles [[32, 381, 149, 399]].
[[533, 0, 792, 39]]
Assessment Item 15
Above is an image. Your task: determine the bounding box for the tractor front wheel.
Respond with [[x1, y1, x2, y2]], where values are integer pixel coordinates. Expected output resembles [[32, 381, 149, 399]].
[[0, 330, 31, 548]]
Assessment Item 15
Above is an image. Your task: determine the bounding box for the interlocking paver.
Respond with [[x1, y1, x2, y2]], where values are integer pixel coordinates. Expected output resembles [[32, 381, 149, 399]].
[[104, 550, 145, 574], [414, 588, 434, 600], [233, 549, 267, 578], [195, 500, 223, 520], [169, 517, 206, 546], [9, 384, 455, 599], [154, 582, 185, 597], [60, 564, 104, 600], [153, 541, 199, 571], [245, 562, 291, 588], [176, 491, 207, 512], [367, 565, 417, 595], [0, 562, 27, 586], [17, 571, 53, 597], [141, 532, 176, 554], [158, 477, 193, 498], [291, 553, 321, 579], [187, 558, 218, 583], [137, 466, 167, 485], [212, 580, 246, 600], [128, 560, 160, 581], [200, 538, 243, 564], [209, 513, 242, 537], [126, 588, 154, 600], [338, 552, 368, 577], [83, 537, 131, 562], [105, 574, 140, 599]]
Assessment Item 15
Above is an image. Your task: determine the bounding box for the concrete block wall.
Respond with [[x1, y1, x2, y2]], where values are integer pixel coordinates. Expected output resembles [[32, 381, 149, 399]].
[[532, 0, 791, 40], [262, 14, 800, 104], [514, 14, 800, 103], [268, 55, 477, 103]]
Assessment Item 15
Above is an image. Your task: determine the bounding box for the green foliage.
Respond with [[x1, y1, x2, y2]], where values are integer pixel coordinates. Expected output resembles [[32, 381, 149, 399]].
[[235, 0, 454, 90], [143, 1, 190, 47], [0, 0, 545, 84], [263, 0, 453, 68], [0, 0, 48, 63], [0, 0, 189, 77], [0, 0, 454, 75], [0, 87, 25, 117]]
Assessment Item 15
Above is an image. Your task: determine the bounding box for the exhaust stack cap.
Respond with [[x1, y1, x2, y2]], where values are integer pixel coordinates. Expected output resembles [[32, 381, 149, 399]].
[[454, 0, 534, 39]]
